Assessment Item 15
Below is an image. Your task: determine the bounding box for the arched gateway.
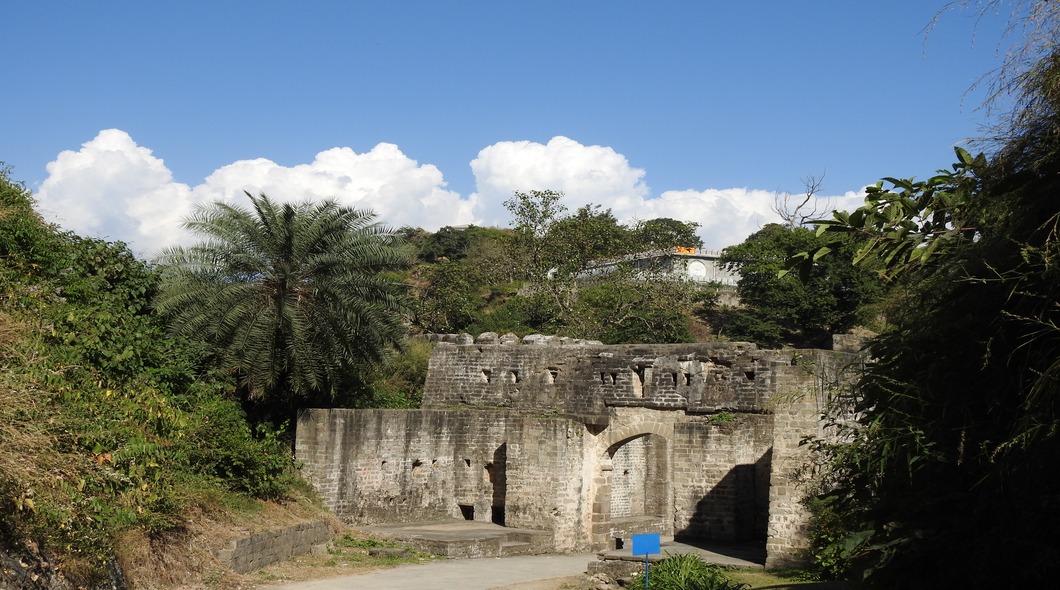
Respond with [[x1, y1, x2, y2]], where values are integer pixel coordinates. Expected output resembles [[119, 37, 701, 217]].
[[295, 337, 858, 567]]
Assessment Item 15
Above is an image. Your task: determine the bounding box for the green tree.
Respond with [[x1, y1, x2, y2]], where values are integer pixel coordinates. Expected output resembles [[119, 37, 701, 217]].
[[497, 190, 713, 341], [154, 192, 411, 421], [800, 146, 1060, 586], [574, 275, 699, 344], [360, 338, 434, 408], [547, 204, 631, 278], [413, 259, 486, 333], [504, 189, 568, 283], [460, 225, 521, 283], [792, 9, 1060, 579], [418, 225, 472, 262], [504, 192, 635, 318], [631, 217, 704, 250], [406, 224, 520, 334], [715, 224, 883, 348]]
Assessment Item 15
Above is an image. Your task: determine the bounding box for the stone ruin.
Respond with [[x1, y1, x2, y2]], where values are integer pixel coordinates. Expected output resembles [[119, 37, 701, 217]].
[[295, 333, 859, 567]]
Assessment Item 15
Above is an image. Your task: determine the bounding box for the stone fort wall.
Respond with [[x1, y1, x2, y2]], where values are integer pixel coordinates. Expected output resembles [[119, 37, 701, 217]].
[[297, 408, 595, 552], [296, 335, 856, 566]]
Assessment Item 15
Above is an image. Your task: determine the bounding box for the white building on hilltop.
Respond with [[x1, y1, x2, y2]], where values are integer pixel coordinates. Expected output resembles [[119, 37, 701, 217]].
[[582, 247, 740, 286]]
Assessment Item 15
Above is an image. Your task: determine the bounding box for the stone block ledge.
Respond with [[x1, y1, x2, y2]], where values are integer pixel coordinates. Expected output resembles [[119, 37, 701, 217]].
[[214, 520, 331, 574]]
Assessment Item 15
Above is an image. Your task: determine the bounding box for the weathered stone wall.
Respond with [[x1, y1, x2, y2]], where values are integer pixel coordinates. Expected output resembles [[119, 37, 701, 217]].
[[671, 414, 773, 542], [424, 342, 578, 410], [298, 338, 860, 565], [297, 408, 596, 552], [765, 349, 861, 567], [213, 521, 330, 574], [610, 437, 648, 519], [423, 340, 783, 423]]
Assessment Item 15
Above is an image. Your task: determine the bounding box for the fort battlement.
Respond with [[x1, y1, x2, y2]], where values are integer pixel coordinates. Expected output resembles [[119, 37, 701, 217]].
[[297, 335, 860, 567]]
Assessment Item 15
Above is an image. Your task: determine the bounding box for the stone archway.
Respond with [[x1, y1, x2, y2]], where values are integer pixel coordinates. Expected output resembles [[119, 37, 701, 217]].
[[591, 423, 675, 550]]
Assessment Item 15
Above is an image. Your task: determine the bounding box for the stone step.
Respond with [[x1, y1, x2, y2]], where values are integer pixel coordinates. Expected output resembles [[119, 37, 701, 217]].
[[500, 541, 532, 556]]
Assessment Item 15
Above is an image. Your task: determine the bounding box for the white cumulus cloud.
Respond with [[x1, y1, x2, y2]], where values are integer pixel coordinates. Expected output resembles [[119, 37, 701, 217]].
[[35, 130, 476, 256], [633, 188, 782, 251], [34, 130, 862, 257], [467, 135, 862, 249], [35, 129, 197, 253], [469, 136, 651, 227]]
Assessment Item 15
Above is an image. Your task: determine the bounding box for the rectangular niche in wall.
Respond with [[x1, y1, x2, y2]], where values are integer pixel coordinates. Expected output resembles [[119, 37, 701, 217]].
[[486, 443, 507, 526]]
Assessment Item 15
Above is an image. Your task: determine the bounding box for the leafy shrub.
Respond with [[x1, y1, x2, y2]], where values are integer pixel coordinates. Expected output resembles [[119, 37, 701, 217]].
[[184, 390, 300, 499], [802, 495, 868, 580], [362, 338, 434, 408], [1, 167, 304, 583], [467, 293, 555, 336], [413, 260, 486, 333], [627, 553, 747, 590], [0, 163, 67, 275]]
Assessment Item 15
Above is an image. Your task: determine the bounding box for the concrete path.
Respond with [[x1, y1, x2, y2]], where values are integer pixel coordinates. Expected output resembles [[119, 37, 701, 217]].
[[266, 553, 596, 590]]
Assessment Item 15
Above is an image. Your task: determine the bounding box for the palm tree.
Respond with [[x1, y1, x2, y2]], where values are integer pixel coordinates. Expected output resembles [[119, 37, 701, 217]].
[[155, 192, 411, 419]]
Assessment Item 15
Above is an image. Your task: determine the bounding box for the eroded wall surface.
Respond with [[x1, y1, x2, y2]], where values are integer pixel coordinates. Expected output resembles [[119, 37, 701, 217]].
[[296, 338, 853, 562], [296, 408, 595, 552]]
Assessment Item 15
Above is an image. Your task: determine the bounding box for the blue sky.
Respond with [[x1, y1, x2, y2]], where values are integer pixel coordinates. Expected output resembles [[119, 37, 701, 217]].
[[3, 1, 1013, 254]]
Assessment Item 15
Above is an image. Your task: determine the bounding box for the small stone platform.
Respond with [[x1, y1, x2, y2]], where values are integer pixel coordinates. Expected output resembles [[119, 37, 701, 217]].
[[589, 536, 764, 581], [599, 537, 764, 567], [358, 520, 553, 558]]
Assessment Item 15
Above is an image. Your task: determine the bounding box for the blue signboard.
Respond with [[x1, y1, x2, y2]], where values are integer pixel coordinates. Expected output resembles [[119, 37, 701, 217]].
[[631, 533, 661, 588], [631, 533, 661, 556]]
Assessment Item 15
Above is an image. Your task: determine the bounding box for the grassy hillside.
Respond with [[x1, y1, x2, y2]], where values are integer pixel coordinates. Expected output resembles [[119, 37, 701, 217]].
[[0, 168, 318, 588]]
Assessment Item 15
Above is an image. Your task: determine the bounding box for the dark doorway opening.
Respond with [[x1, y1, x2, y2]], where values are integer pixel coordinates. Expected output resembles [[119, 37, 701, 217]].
[[486, 443, 507, 526]]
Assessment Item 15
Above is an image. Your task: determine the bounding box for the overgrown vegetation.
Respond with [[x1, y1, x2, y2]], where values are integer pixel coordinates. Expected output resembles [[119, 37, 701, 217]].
[[627, 554, 747, 590], [0, 169, 302, 587], [789, 3, 1060, 585], [706, 224, 886, 348], [406, 190, 714, 343]]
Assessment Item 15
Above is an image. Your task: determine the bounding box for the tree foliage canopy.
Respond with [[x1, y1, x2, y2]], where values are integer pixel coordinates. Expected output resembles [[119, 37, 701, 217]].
[[632, 217, 704, 250], [155, 192, 411, 419], [796, 8, 1060, 582], [494, 190, 707, 342], [712, 224, 885, 348], [407, 189, 709, 343]]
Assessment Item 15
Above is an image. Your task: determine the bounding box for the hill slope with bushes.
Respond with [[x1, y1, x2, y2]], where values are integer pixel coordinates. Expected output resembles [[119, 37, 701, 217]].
[[0, 166, 313, 588]]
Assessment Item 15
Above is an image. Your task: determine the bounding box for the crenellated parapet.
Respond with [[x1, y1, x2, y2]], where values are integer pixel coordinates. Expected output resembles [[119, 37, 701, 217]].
[[423, 335, 801, 426]]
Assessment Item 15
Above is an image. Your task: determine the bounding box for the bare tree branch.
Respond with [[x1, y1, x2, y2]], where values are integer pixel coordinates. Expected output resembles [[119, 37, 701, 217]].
[[772, 173, 830, 228]]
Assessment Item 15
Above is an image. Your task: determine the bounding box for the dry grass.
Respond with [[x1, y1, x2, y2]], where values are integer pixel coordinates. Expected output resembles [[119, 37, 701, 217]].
[[114, 489, 350, 590], [0, 312, 63, 510], [0, 311, 401, 590]]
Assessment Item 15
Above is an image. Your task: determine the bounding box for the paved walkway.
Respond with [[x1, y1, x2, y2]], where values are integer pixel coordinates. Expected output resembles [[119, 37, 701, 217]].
[[266, 553, 597, 590], [264, 521, 763, 590]]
